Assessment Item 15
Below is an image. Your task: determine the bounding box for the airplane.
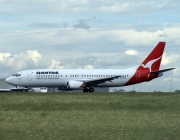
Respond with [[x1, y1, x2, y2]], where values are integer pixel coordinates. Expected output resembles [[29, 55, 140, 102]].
[[5, 42, 175, 92]]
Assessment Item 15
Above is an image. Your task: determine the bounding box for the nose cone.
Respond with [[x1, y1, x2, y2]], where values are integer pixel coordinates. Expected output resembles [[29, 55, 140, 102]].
[[5, 77, 12, 84]]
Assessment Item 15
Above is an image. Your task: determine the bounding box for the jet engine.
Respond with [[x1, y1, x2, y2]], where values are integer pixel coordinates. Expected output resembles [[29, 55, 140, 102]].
[[67, 81, 84, 90]]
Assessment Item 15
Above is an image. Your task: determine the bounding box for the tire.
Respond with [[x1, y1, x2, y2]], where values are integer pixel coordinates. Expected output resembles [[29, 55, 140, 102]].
[[89, 88, 94, 92]]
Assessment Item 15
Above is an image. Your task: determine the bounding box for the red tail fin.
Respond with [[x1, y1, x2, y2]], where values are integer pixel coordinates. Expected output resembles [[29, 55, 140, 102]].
[[125, 42, 166, 86], [140, 42, 165, 72]]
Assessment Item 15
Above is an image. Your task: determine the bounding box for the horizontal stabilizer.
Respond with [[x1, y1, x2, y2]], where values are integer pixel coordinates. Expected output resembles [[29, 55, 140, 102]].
[[150, 68, 176, 74]]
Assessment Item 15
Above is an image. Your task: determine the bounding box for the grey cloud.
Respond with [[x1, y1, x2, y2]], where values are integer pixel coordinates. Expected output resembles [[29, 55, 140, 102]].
[[73, 16, 103, 30], [28, 22, 59, 28], [74, 19, 91, 30]]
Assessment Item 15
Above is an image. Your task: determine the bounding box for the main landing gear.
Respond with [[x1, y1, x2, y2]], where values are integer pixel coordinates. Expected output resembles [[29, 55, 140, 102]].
[[83, 87, 94, 92]]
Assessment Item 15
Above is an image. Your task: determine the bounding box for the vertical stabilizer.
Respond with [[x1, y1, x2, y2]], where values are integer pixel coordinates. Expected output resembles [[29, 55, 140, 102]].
[[140, 42, 165, 72], [125, 42, 166, 85]]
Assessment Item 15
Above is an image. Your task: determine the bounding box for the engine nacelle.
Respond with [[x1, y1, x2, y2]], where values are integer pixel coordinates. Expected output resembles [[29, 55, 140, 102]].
[[67, 81, 84, 90]]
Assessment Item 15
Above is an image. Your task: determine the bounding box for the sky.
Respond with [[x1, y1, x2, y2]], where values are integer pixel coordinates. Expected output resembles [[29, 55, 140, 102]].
[[0, 0, 180, 92]]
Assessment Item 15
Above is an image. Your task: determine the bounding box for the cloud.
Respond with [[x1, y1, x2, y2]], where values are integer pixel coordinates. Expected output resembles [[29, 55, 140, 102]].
[[0, 52, 11, 62], [26, 50, 42, 65], [5, 0, 89, 14], [2, 53, 30, 72], [0, 50, 43, 77], [64, 17, 99, 30], [173, 67, 180, 76], [125, 49, 138, 55], [1, 0, 180, 17], [98, 1, 180, 14], [48, 59, 64, 69], [133, 21, 163, 32], [163, 77, 180, 82], [28, 22, 59, 28], [162, 53, 180, 66], [74, 19, 91, 30], [158, 32, 168, 37], [84, 64, 94, 69]]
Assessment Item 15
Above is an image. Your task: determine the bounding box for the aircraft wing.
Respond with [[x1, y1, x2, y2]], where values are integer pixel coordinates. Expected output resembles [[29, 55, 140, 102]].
[[83, 76, 120, 86], [150, 68, 175, 74]]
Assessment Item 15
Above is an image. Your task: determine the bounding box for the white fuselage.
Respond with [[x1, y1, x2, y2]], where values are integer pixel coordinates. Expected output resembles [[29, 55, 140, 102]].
[[5, 68, 137, 88]]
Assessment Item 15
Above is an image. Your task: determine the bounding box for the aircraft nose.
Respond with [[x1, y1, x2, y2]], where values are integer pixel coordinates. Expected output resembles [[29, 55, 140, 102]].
[[5, 77, 12, 84]]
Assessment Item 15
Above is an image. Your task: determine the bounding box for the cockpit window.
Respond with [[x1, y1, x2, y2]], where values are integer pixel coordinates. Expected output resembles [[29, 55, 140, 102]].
[[12, 73, 21, 77]]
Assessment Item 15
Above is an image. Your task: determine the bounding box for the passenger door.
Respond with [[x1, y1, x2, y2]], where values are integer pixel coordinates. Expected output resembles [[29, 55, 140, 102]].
[[27, 71, 32, 81]]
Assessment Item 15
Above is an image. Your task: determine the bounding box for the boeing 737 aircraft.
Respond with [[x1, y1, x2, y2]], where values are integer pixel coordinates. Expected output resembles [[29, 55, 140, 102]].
[[5, 42, 175, 92]]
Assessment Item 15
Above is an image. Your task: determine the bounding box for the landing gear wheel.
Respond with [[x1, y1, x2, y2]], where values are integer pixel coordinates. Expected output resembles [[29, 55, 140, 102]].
[[28, 89, 33, 92], [89, 87, 94, 92], [83, 88, 89, 92]]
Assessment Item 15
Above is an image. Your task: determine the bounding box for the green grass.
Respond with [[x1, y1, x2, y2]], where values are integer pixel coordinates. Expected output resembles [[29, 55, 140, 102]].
[[0, 92, 180, 140]]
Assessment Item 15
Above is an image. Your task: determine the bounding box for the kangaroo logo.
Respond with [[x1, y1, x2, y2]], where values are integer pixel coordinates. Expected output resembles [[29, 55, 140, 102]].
[[141, 56, 162, 78], [79, 83, 85, 88]]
